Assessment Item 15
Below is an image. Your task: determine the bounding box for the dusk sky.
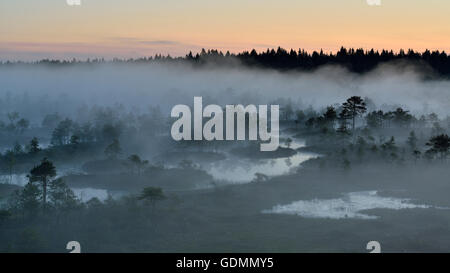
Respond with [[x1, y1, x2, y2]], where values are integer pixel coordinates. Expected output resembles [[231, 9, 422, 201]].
[[1, 0, 450, 60]]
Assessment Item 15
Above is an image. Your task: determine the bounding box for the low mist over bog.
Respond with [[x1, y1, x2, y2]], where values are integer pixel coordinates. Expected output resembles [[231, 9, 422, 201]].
[[2, 58, 450, 253], [1, 61, 450, 123]]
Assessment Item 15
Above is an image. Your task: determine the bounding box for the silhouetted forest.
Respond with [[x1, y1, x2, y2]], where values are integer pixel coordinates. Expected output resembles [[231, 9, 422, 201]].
[[3, 47, 450, 76]]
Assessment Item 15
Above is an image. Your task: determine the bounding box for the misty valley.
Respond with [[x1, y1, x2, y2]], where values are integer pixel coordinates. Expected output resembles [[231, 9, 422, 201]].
[[2, 60, 450, 253]]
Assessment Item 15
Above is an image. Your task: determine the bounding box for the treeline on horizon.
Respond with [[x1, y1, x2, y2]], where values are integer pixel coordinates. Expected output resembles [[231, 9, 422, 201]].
[[2, 47, 450, 76]]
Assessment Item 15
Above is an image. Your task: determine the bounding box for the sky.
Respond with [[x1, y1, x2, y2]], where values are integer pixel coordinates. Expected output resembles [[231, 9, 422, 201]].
[[1, 0, 450, 61]]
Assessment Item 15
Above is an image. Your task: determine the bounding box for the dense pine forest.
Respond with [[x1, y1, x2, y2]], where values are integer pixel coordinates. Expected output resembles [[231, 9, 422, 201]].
[[2, 47, 450, 76]]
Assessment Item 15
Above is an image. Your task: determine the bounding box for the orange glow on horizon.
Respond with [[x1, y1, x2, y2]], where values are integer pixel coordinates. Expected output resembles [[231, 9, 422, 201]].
[[1, 0, 450, 60]]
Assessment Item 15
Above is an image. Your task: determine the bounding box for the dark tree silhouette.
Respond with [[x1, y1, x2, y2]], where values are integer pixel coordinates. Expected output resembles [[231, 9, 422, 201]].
[[366, 110, 384, 129], [138, 187, 166, 207], [323, 106, 337, 128], [426, 134, 450, 160], [16, 183, 41, 214], [337, 108, 351, 134], [342, 96, 367, 131], [28, 137, 41, 154], [28, 158, 56, 208], [49, 178, 79, 210], [127, 154, 149, 175], [392, 108, 414, 128]]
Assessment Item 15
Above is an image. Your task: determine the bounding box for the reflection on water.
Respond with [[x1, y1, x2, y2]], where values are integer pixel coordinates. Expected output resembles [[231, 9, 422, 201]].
[[206, 152, 317, 183], [0, 134, 313, 196], [263, 191, 440, 220], [205, 137, 318, 183]]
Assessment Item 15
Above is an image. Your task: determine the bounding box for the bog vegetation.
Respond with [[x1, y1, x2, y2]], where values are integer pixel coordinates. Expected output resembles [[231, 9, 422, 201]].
[[1, 91, 450, 252]]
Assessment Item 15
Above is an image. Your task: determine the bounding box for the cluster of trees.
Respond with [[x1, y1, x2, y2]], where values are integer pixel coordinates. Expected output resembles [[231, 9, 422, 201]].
[[7, 158, 79, 215], [308, 130, 450, 171], [0, 104, 167, 145], [234, 47, 450, 74], [47, 105, 167, 147], [127, 154, 149, 175], [425, 134, 450, 160], [298, 96, 368, 133], [0, 104, 169, 177], [291, 96, 450, 168], [0, 103, 171, 177], [3, 157, 166, 219], [366, 110, 446, 130], [5, 47, 450, 76], [293, 96, 448, 134], [0, 112, 29, 133], [50, 118, 121, 146], [4, 137, 41, 157]]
